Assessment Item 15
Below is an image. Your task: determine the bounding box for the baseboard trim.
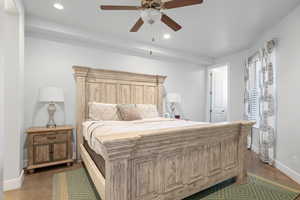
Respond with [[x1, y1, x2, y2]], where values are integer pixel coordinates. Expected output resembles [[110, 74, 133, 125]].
[[250, 149, 300, 185], [275, 160, 300, 185], [4, 170, 24, 191]]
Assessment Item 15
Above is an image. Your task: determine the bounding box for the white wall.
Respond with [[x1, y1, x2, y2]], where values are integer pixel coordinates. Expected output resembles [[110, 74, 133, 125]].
[[215, 50, 247, 122], [24, 36, 207, 154], [0, 56, 4, 200], [0, 61, 3, 198], [17, 0, 25, 175], [217, 4, 300, 183], [1, 0, 25, 191], [0, 6, 4, 198]]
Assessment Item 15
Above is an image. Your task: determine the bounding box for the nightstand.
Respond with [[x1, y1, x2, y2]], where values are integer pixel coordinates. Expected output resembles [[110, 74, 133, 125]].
[[26, 126, 73, 173]]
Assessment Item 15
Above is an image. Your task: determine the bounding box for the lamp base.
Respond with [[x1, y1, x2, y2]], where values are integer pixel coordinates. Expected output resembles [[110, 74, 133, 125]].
[[46, 124, 56, 129], [47, 103, 57, 128], [170, 102, 177, 118]]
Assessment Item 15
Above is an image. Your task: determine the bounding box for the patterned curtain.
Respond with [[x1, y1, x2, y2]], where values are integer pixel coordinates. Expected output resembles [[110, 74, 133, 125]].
[[244, 40, 277, 165], [258, 40, 276, 165], [244, 59, 251, 149]]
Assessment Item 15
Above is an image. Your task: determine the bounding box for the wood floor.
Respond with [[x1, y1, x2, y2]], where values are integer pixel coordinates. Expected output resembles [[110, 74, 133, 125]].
[[4, 151, 300, 200]]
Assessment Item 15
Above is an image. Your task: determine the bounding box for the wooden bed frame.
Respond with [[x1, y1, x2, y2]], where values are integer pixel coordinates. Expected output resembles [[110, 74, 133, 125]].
[[73, 66, 254, 200]]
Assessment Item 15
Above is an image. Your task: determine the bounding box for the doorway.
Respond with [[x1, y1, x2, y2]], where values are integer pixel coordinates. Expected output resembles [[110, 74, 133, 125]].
[[207, 65, 229, 123]]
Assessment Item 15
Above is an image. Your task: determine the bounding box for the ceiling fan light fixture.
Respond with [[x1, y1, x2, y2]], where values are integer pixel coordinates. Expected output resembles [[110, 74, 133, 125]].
[[100, 0, 204, 32], [141, 9, 162, 25]]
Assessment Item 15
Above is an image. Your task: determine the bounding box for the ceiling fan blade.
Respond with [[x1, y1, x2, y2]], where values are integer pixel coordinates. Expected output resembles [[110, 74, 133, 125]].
[[100, 5, 141, 10], [161, 14, 182, 31], [163, 0, 203, 9], [130, 18, 144, 32]]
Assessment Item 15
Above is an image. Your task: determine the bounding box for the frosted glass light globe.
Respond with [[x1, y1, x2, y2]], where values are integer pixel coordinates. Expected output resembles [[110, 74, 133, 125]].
[[141, 9, 162, 25]]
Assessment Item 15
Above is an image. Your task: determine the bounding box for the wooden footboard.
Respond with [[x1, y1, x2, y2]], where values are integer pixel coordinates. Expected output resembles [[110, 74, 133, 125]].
[[81, 121, 254, 200]]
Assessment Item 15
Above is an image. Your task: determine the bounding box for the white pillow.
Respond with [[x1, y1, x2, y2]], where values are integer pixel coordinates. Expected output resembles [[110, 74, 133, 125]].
[[88, 102, 121, 121], [136, 104, 159, 119]]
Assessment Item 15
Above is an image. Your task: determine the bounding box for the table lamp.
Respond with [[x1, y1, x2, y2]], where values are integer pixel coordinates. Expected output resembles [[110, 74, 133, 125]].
[[167, 93, 181, 119], [39, 87, 64, 128]]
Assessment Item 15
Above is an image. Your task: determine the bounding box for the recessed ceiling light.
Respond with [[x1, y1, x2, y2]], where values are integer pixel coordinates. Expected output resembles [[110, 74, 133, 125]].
[[163, 34, 171, 39], [53, 3, 64, 10]]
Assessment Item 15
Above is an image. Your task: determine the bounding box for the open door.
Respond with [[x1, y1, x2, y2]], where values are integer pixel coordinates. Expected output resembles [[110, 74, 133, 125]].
[[208, 66, 228, 122]]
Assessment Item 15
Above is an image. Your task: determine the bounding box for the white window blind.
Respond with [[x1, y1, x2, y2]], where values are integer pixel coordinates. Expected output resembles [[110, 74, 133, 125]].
[[248, 60, 261, 127]]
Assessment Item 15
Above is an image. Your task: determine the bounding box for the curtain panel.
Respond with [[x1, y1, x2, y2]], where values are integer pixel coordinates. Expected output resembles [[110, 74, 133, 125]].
[[244, 40, 277, 165], [244, 57, 251, 149]]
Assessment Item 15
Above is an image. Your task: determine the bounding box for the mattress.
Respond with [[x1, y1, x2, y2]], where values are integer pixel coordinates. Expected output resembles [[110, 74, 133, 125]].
[[83, 140, 106, 178], [83, 117, 207, 156]]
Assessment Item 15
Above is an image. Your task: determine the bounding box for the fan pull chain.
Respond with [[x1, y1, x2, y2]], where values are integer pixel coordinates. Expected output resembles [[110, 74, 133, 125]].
[[149, 24, 156, 56], [150, 37, 155, 56]]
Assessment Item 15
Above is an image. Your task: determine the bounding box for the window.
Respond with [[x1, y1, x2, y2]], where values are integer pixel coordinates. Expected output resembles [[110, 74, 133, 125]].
[[248, 59, 261, 128]]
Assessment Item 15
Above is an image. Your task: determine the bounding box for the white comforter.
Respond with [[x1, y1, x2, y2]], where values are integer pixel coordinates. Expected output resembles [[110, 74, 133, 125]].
[[83, 117, 207, 156]]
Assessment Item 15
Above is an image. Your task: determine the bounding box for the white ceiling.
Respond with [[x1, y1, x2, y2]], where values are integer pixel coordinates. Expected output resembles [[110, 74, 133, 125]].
[[24, 0, 300, 58]]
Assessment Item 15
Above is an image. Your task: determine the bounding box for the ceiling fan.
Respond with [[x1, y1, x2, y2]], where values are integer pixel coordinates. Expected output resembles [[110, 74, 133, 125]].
[[100, 0, 204, 32]]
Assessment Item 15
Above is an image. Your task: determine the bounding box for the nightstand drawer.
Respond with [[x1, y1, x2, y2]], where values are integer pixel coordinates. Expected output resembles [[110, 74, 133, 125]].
[[34, 133, 67, 145]]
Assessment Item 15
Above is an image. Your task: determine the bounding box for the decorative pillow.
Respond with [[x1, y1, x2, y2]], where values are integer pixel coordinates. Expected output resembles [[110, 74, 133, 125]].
[[136, 104, 160, 119], [89, 102, 121, 121], [117, 104, 142, 121]]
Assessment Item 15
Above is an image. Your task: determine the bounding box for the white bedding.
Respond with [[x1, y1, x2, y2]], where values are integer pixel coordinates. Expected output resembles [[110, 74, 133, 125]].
[[83, 117, 207, 156]]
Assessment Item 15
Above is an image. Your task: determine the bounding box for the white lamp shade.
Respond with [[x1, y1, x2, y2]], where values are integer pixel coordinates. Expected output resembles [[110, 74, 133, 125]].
[[167, 93, 181, 103], [39, 87, 64, 102]]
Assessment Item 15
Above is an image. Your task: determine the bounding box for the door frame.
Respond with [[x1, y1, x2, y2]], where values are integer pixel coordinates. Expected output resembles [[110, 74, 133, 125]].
[[0, 43, 4, 198], [206, 63, 230, 122]]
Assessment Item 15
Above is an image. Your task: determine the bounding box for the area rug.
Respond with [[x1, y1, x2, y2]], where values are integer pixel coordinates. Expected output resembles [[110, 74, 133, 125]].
[[53, 168, 300, 200]]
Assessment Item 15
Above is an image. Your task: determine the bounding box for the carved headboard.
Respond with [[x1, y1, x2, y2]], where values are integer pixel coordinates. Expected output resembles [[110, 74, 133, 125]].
[[73, 66, 167, 159]]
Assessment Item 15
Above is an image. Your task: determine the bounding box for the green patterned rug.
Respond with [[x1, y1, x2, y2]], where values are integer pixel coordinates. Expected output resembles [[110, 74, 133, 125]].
[[53, 168, 300, 200]]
